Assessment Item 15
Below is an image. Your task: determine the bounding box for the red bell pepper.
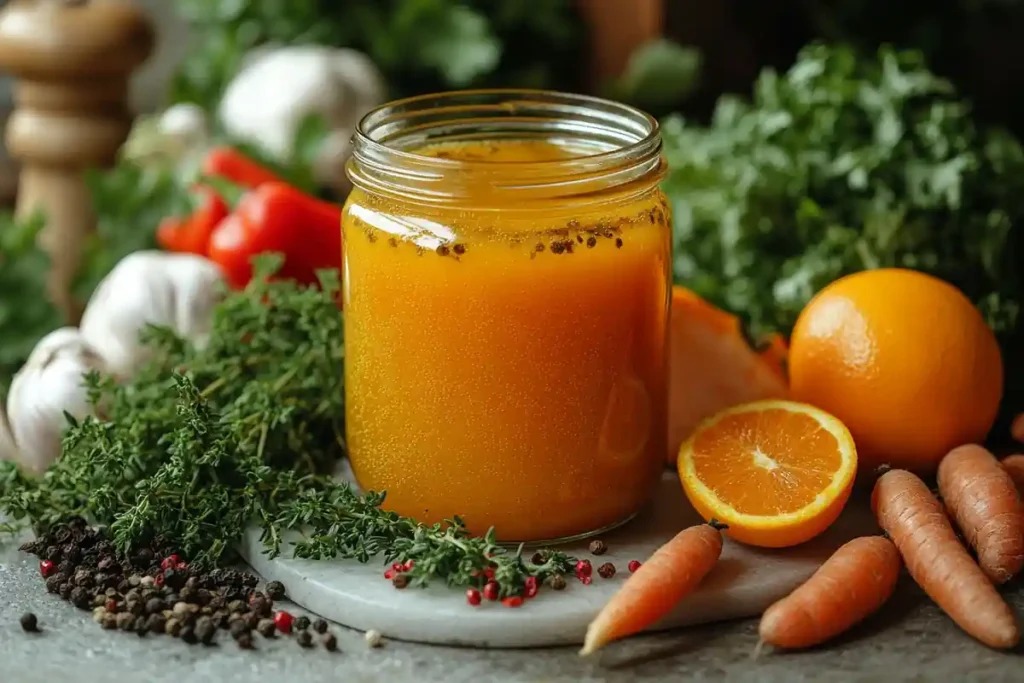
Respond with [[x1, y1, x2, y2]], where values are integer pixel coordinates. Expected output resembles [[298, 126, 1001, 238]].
[[207, 181, 343, 290], [202, 145, 283, 190], [156, 185, 229, 256]]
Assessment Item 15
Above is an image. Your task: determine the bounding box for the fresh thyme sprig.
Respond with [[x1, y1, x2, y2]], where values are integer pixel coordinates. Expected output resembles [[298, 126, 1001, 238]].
[[0, 255, 575, 596]]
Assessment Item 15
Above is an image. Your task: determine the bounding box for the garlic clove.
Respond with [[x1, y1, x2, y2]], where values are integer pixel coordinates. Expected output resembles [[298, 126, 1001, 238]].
[[6, 327, 107, 474], [80, 251, 178, 379], [80, 251, 225, 378], [0, 400, 20, 464], [164, 253, 225, 349]]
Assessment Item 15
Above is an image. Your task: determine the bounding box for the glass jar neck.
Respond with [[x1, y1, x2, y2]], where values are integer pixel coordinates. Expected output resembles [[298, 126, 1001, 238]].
[[347, 89, 664, 210]]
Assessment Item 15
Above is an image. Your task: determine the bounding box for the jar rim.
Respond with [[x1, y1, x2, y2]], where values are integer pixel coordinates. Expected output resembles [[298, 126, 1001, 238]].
[[347, 89, 664, 206]]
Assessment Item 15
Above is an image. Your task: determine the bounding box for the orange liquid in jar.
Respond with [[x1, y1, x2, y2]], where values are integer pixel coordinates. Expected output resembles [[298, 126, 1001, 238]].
[[342, 138, 671, 541]]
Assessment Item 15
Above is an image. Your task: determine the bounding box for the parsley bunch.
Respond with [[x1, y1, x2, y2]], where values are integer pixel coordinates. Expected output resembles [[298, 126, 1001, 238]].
[[0, 257, 573, 596], [664, 43, 1024, 342], [662, 42, 1024, 434]]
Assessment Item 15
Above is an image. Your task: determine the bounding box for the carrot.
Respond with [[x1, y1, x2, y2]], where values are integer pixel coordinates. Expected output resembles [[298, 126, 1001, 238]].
[[938, 444, 1024, 584], [872, 469, 1019, 649], [759, 536, 901, 649], [1002, 454, 1024, 494], [579, 521, 724, 656], [1012, 413, 1024, 443]]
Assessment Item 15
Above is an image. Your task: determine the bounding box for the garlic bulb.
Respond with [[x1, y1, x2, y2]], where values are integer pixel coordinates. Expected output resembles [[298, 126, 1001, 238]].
[[157, 102, 210, 150], [79, 251, 225, 379], [6, 328, 108, 474], [0, 401, 19, 464], [218, 45, 386, 195]]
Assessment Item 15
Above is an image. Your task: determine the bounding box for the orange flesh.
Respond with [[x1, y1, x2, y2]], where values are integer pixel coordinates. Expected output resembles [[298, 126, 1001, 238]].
[[690, 409, 844, 515], [342, 139, 671, 541]]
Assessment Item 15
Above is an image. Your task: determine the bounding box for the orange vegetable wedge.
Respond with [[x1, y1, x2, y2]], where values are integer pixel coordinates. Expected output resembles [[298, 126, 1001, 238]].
[[667, 287, 789, 464], [678, 400, 858, 548]]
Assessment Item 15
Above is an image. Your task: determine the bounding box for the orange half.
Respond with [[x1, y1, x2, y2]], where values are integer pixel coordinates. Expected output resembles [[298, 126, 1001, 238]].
[[677, 400, 857, 548]]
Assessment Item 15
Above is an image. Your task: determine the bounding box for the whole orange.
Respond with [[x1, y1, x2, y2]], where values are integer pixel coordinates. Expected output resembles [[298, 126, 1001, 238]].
[[788, 268, 1003, 474]]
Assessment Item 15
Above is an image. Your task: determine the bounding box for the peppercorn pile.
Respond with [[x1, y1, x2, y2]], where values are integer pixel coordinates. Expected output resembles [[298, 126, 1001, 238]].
[[18, 517, 339, 650]]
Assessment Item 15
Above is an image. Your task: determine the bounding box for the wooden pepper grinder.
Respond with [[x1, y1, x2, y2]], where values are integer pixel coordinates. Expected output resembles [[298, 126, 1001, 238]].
[[0, 0, 154, 321]]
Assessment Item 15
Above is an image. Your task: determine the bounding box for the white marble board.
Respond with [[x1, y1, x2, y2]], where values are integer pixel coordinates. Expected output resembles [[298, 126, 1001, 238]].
[[239, 471, 879, 649]]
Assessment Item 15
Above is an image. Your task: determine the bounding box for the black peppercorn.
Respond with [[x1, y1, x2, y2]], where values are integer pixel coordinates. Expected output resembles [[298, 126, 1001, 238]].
[[146, 613, 166, 634], [135, 618, 149, 637], [45, 546, 61, 562], [19, 539, 41, 555], [195, 588, 212, 606], [180, 625, 198, 644], [265, 581, 286, 601], [208, 595, 226, 612], [436, 244, 450, 257], [530, 552, 545, 566], [64, 543, 83, 562], [57, 560, 75, 576], [248, 595, 268, 616], [296, 630, 313, 648], [597, 562, 616, 579], [45, 576, 62, 594], [588, 539, 607, 556], [453, 243, 466, 255], [128, 599, 144, 616], [548, 574, 567, 591], [313, 618, 328, 634], [59, 582, 73, 600], [586, 236, 597, 248], [116, 612, 135, 631], [70, 586, 92, 609], [19, 612, 39, 632], [294, 615, 310, 631], [322, 632, 338, 651], [257, 619, 276, 638], [615, 238, 623, 248], [195, 616, 216, 645], [145, 597, 165, 615], [392, 574, 409, 589], [237, 632, 254, 650], [230, 619, 250, 640]]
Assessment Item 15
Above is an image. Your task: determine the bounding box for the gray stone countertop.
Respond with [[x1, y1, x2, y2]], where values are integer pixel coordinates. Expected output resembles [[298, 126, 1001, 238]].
[[0, 534, 1021, 683]]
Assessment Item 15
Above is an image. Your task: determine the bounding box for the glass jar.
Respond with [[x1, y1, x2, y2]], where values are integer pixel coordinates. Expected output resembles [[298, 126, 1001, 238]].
[[343, 90, 671, 543]]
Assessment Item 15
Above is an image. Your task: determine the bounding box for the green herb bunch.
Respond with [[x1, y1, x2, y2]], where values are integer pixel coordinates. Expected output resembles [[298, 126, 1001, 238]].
[[0, 257, 573, 595], [663, 42, 1024, 341]]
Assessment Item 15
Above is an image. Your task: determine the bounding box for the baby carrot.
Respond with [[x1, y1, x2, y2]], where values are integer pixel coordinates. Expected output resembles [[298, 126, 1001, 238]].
[[872, 469, 1019, 649], [938, 444, 1024, 584], [1001, 454, 1024, 495], [759, 536, 901, 649], [579, 521, 724, 656]]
